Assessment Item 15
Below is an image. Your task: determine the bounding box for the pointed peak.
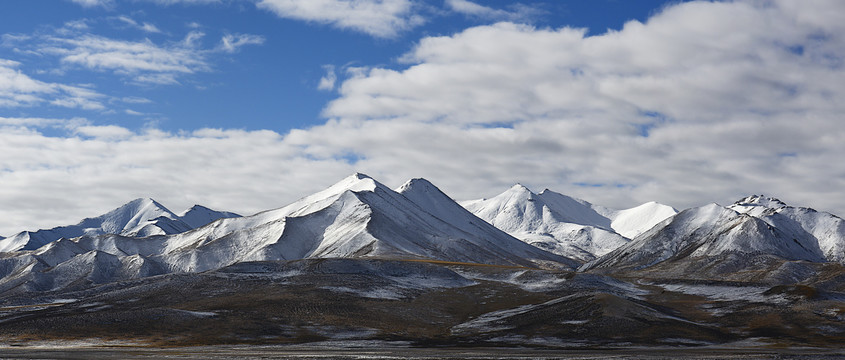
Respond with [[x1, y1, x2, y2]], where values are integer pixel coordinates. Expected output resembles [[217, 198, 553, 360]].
[[351, 172, 372, 180], [120, 198, 169, 211], [125, 197, 156, 205], [733, 195, 787, 208], [187, 204, 211, 211], [407, 177, 435, 186], [178, 204, 219, 217], [397, 177, 438, 193], [508, 183, 533, 193], [317, 173, 384, 198]]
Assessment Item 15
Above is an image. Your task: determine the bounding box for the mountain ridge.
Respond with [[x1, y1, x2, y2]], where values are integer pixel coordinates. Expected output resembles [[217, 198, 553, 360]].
[[461, 184, 676, 262], [0, 198, 240, 253]]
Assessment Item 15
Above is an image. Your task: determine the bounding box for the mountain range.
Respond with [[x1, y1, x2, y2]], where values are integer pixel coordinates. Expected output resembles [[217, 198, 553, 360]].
[[2, 174, 845, 349]]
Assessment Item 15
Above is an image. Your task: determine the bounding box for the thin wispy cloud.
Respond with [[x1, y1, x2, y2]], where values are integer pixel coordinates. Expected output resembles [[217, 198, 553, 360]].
[[0, 59, 105, 109], [318, 65, 337, 91], [256, 0, 424, 38], [116, 16, 163, 34], [43, 35, 210, 84], [67, 0, 113, 8], [139, 0, 222, 5], [446, 0, 543, 22], [8, 22, 263, 87], [219, 33, 265, 53]]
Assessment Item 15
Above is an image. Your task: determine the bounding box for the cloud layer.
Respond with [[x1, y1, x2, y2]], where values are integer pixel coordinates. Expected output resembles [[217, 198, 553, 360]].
[[3, 0, 845, 236]]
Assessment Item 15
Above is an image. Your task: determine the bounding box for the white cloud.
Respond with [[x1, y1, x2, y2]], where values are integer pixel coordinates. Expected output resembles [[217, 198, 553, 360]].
[[68, 0, 113, 8], [318, 64, 337, 91], [182, 30, 205, 47], [43, 34, 210, 80], [74, 124, 135, 139], [256, 0, 424, 38], [3, 19, 263, 90], [121, 96, 152, 104], [141, 0, 221, 5], [116, 16, 163, 34], [310, 0, 845, 213], [0, 59, 105, 109], [3, 0, 845, 237], [10, 24, 265, 85], [0, 125, 353, 235], [445, 0, 542, 22], [0, 117, 66, 127], [219, 33, 265, 53]]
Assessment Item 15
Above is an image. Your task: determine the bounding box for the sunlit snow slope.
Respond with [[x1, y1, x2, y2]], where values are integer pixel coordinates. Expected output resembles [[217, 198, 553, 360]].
[[461, 185, 676, 262]]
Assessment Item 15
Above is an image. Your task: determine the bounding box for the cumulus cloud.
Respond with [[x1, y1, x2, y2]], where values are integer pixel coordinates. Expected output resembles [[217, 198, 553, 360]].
[[3, 0, 845, 236], [0, 123, 353, 235], [256, 0, 424, 38], [311, 0, 845, 213]]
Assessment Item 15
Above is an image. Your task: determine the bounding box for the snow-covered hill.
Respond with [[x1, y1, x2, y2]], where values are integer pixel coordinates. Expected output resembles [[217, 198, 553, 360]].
[[461, 185, 676, 262], [0, 198, 240, 253], [728, 195, 845, 263], [583, 202, 829, 274]]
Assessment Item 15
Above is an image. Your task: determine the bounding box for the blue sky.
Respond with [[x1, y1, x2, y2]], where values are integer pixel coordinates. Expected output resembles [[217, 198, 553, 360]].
[[0, 0, 674, 133], [2, 0, 845, 235]]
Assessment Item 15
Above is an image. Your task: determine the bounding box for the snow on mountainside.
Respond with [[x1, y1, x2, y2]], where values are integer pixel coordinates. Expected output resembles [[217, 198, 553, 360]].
[[158, 173, 574, 272], [595, 201, 679, 239], [583, 202, 828, 274], [0, 198, 240, 253], [728, 195, 845, 263], [461, 185, 676, 262], [0, 174, 575, 293], [178, 205, 241, 229], [395, 178, 577, 268]]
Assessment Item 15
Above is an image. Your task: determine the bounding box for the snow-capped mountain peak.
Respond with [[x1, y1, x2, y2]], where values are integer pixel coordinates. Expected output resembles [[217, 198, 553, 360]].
[[178, 205, 241, 229], [88, 197, 180, 236], [0, 198, 242, 253], [731, 195, 788, 211], [727, 194, 845, 263], [461, 185, 631, 262], [605, 201, 678, 239]]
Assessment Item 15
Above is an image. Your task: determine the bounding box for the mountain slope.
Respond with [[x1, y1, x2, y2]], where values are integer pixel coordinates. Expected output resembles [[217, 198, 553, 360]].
[[157, 174, 575, 272], [594, 201, 679, 239], [178, 205, 241, 229], [0, 199, 240, 253], [396, 178, 579, 268], [461, 185, 675, 262], [583, 202, 827, 275], [729, 195, 845, 263]]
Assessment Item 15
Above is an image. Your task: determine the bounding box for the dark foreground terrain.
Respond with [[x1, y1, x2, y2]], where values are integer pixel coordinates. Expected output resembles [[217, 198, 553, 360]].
[[1, 344, 845, 360], [2, 258, 845, 351]]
